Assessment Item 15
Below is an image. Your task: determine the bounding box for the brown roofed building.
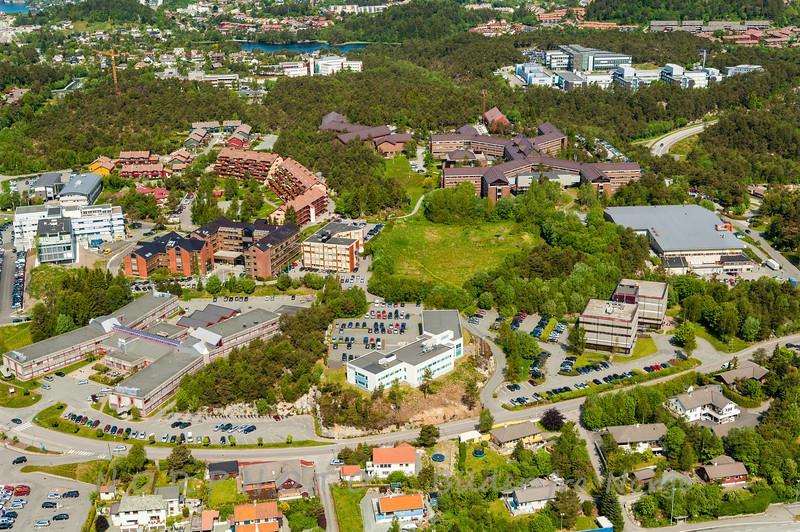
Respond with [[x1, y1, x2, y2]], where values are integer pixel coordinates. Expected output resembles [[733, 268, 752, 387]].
[[118, 151, 158, 166], [716, 363, 769, 386], [271, 184, 328, 226], [215, 149, 281, 181], [124, 231, 212, 279], [579, 162, 642, 194], [482, 106, 511, 130], [699, 455, 748, 485], [120, 163, 171, 179]]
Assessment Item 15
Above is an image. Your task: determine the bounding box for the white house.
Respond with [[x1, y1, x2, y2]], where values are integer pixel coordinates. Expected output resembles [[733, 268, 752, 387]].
[[111, 494, 167, 531], [605, 423, 668, 453], [154, 486, 184, 516], [366, 443, 418, 479], [667, 385, 740, 424], [346, 310, 463, 391], [505, 478, 564, 516]]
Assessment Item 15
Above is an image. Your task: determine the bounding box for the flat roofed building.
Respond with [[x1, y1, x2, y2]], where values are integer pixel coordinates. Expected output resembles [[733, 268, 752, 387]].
[[558, 44, 632, 72], [580, 299, 638, 354], [604, 205, 749, 275], [36, 217, 76, 264], [2, 292, 178, 380], [30, 171, 66, 200], [13, 204, 124, 252], [59, 172, 102, 207], [612, 279, 668, 330], [606, 423, 668, 453], [347, 310, 462, 391], [667, 384, 741, 424], [301, 222, 364, 273]]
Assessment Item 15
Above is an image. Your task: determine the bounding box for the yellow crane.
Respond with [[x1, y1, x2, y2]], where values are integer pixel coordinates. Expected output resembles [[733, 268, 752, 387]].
[[94, 49, 120, 96]]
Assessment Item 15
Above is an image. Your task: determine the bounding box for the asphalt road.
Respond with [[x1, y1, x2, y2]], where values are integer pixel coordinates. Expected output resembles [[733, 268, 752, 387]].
[[0, 226, 16, 324], [722, 216, 800, 280], [649, 122, 716, 157]]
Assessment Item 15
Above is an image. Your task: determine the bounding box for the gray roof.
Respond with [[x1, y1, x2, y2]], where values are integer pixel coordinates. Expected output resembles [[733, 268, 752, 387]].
[[422, 310, 462, 340], [348, 337, 452, 375], [671, 385, 733, 411], [716, 363, 768, 386], [36, 217, 71, 236], [113, 349, 202, 397], [144, 322, 186, 338], [60, 172, 101, 198], [5, 325, 102, 365], [205, 308, 278, 338], [154, 486, 181, 501], [33, 172, 65, 188], [606, 423, 667, 445], [511, 478, 562, 503], [112, 293, 176, 327], [604, 205, 745, 253], [702, 455, 748, 479], [304, 222, 361, 245], [117, 494, 166, 513], [491, 421, 541, 444], [102, 333, 176, 365], [15, 204, 49, 215], [177, 304, 237, 329]]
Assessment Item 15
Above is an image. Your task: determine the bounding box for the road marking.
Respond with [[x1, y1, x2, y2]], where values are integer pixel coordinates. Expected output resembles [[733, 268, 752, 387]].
[[65, 449, 95, 456], [12, 422, 32, 432]]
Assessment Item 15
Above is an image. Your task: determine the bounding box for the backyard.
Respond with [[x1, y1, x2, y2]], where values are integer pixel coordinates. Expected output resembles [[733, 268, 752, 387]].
[[331, 486, 366, 532], [370, 216, 532, 286]]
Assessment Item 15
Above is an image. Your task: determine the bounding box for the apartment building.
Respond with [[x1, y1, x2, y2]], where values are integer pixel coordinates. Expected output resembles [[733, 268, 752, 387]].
[[124, 231, 213, 279], [117, 151, 158, 166], [366, 443, 418, 478], [36, 217, 76, 264], [192, 216, 300, 279], [612, 279, 668, 330], [120, 163, 171, 179], [667, 385, 741, 424], [13, 204, 125, 252], [3, 292, 179, 381], [215, 148, 281, 181], [579, 299, 639, 354], [301, 222, 364, 273], [347, 310, 463, 391]]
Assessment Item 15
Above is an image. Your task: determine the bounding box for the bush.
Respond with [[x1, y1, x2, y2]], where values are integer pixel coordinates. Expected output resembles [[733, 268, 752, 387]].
[[582, 500, 594, 516]]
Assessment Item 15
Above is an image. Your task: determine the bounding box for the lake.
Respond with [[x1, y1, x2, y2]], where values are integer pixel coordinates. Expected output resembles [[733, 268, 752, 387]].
[[0, 2, 29, 14], [239, 41, 369, 54]]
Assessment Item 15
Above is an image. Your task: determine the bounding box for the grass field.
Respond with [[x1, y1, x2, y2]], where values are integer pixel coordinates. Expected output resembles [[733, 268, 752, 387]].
[[691, 322, 751, 353], [0, 323, 32, 351], [668, 135, 698, 160], [575, 351, 609, 369], [371, 216, 532, 285], [384, 156, 429, 212], [609, 335, 659, 363], [22, 460, 107, 484], [331, 486, 366, 532], [0, 381, 40, 408], [208, 478, 247, 509]]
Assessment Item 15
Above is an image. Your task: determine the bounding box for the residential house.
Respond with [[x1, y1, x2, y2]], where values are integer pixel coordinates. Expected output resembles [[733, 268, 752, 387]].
[[154, 486, 184, 516], [99, 484, 117, 501], [482, 106, 511, 130], [372, 493, 426, 523], [136, 187, 170, 205], [699, 455, 749, 486], [231, 502, 283, 530], [200, 510, 219, 532], [185, 128, 209, 149], [366, 443, 418, 478], [339, 465, 363, 482], [504, 478, 564, 516], [238, 460, 316, 500], [667, 385, 741, 424], [490, 421, 543, 453], [605, 423, 667, 453], [110, 494, 168, 532], [89, 156, 116, 176], [716, 363, 769, 387]]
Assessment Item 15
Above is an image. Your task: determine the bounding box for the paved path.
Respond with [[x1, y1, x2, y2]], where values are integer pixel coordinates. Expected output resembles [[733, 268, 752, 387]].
[[646, 121, 716, 156], [722, 216, 800, 280]]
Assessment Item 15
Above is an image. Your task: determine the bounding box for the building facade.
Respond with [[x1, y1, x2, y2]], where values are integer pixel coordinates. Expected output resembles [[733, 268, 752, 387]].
[[667, 385, 741, 424], [579, 299, 639, 354], [612, 279, 668, 330], [301, 222, 364, 273]]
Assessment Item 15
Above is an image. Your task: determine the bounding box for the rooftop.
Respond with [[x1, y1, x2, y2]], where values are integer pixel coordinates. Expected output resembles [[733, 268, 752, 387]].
[[116, 494, 166, 513], [422, 309, 462, 340], [60, 172, 101, 198], [671, 384, 733, 411], [205, 308, 278, 338], [604, 205, 745, 253], [372, 443, 417, 465], [378, 493, 424, 514], [581, 299, 638, 322], [511, 478, 562, 503], [606, 423, 667, 444], [615, 279, 668, 300], [491, 421, 541, 444]]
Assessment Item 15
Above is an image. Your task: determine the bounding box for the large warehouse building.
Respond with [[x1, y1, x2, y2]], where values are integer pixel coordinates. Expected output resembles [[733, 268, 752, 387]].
[[604, 205, 752, 275]]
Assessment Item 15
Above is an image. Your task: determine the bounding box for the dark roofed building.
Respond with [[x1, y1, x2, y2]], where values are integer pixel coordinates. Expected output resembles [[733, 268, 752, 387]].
[[699, 455, 748, 485], [321, 112, 410, 156], [124, 232, 212, 279], [716, 363, 768, 386], [207, 460, 240, 480]]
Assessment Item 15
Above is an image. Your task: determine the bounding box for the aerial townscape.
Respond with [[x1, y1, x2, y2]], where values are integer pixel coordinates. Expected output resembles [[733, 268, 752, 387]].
[[2, 0, 800, 530]]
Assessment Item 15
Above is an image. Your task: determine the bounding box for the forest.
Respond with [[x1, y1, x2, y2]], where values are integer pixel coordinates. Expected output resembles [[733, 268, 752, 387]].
[[175, 280, 367, 411], [586, 0, 794, 24], [761, 190, 800, 253], [15, 0, 167, 26], [27, 267, 132, 343]]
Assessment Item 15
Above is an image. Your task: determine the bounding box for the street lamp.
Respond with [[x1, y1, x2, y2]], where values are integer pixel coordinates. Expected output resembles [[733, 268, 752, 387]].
[[560, 511, 564, 531]]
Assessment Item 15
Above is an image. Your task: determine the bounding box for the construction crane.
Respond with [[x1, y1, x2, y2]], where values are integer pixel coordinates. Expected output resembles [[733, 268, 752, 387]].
[[94, 49, 120, 96]]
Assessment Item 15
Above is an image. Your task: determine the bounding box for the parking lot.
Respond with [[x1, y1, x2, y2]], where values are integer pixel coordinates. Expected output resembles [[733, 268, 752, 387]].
[[327, 301, 424, 369], [0, 448, 91, 531]]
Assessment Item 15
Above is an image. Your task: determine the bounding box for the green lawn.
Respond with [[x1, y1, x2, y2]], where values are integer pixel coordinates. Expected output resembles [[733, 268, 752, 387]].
[[0, 323, 32, 351], [575, 515, 596, 530], [0, 381, 40, 408], [207, 478, 247, 509], [668, 135, 698, 159], [691, 322, 751, 353], [575, 351, 609, 369], [21, 460, 107, 484], [371, 216, 533, 286], [463, 444, 506, 477], [331, 486, 366, 532], [384, 155, 429, 212], [610, 335, 659, 363]]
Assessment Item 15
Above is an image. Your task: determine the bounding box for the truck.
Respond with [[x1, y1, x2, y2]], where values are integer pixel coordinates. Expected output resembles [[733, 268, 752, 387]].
[[789, 276, 798, 287], [89, 238, 103, 247], [765, 259, 781, 271]]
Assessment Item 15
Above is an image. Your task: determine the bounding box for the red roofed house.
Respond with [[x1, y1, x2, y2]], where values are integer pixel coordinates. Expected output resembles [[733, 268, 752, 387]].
[[366, 443, 418, 478], [200, 509, 219, 532], [227, 132, 251, 149], [271, 184, 328, 226], [136, 187, 170, 205], [373, 493, 426, 524], [482, 106, 511, 130], [232, 502, 283, 531], [339, 464, 363, 482]]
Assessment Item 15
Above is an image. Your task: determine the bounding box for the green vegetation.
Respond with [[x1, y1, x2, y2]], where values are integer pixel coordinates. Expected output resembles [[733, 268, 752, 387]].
[[331, 486, 366, 532], [0, 381, 40, 408], [384, 155, 430, 211], [207, 478, 248, 511], [586, 0, 794, 24], [0, 324, 32, 352], [631, 335, 659, 359], [668, 135, 698, 160], [17, 0, 168, 26], [21, 460, 107, 484]]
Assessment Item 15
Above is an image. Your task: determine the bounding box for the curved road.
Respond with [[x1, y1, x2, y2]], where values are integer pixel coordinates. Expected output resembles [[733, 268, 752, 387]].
[[648, 121, 716, 157]]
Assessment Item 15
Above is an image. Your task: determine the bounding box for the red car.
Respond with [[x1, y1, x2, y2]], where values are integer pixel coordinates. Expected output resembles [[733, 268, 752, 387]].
[[14, 485, 30, 496]]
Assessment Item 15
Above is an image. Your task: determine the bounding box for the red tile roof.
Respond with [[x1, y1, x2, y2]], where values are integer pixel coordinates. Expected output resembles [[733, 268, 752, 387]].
[[372, 443, 416, 465]]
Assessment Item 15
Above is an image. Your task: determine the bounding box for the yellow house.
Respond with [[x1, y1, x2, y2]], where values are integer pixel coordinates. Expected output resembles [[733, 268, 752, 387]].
[[89, 156, 115, 176], [490, 421, 543, 453]]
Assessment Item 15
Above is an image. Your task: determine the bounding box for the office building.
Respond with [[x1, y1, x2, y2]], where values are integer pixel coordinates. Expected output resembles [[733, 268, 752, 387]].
[[579, 299, 639, 354], [187, 71, 240, 89], [301, 222, 364, 273], [3, 292, 179, 381], [604, 205, 751, 274], [660, 64, 709, 89], [58, 172, 102, 207], [613, 64, 662, 90], [36, 217, 76, 264], [312, 55, 363, 75], [192, 216, 300, 279], [124, 231, 213, 279], [612, 279, 668, 330], [29, 172, 66, 200], [13, 204, 125, 252], [724, 64, 763, 76], [347, 310, 463, 391], [555, 44, 632, 72], [515, 63, 555, 87]]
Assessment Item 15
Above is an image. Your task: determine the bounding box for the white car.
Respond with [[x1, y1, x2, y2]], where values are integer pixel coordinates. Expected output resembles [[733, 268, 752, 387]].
[[161, 434, 168, 442], [76, 379, 88, 385], [113, 445, 127, 453], [47, 492, 60, 499], [42, 384, 51, 390], [138, 432, 146, 440], [34, 519, 51, 528], [212, 424, 221, 432]]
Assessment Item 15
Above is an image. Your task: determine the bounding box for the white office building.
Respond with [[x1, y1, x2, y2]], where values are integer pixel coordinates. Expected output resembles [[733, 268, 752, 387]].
[[613, 64, 662, 90], [347, 310, 463, 391], [515, 62, 555, 87], [58, 172, 102, 207], [311, 56, 363, 76], [661, 64, 709, 89], [13, 203, 124, 252]]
